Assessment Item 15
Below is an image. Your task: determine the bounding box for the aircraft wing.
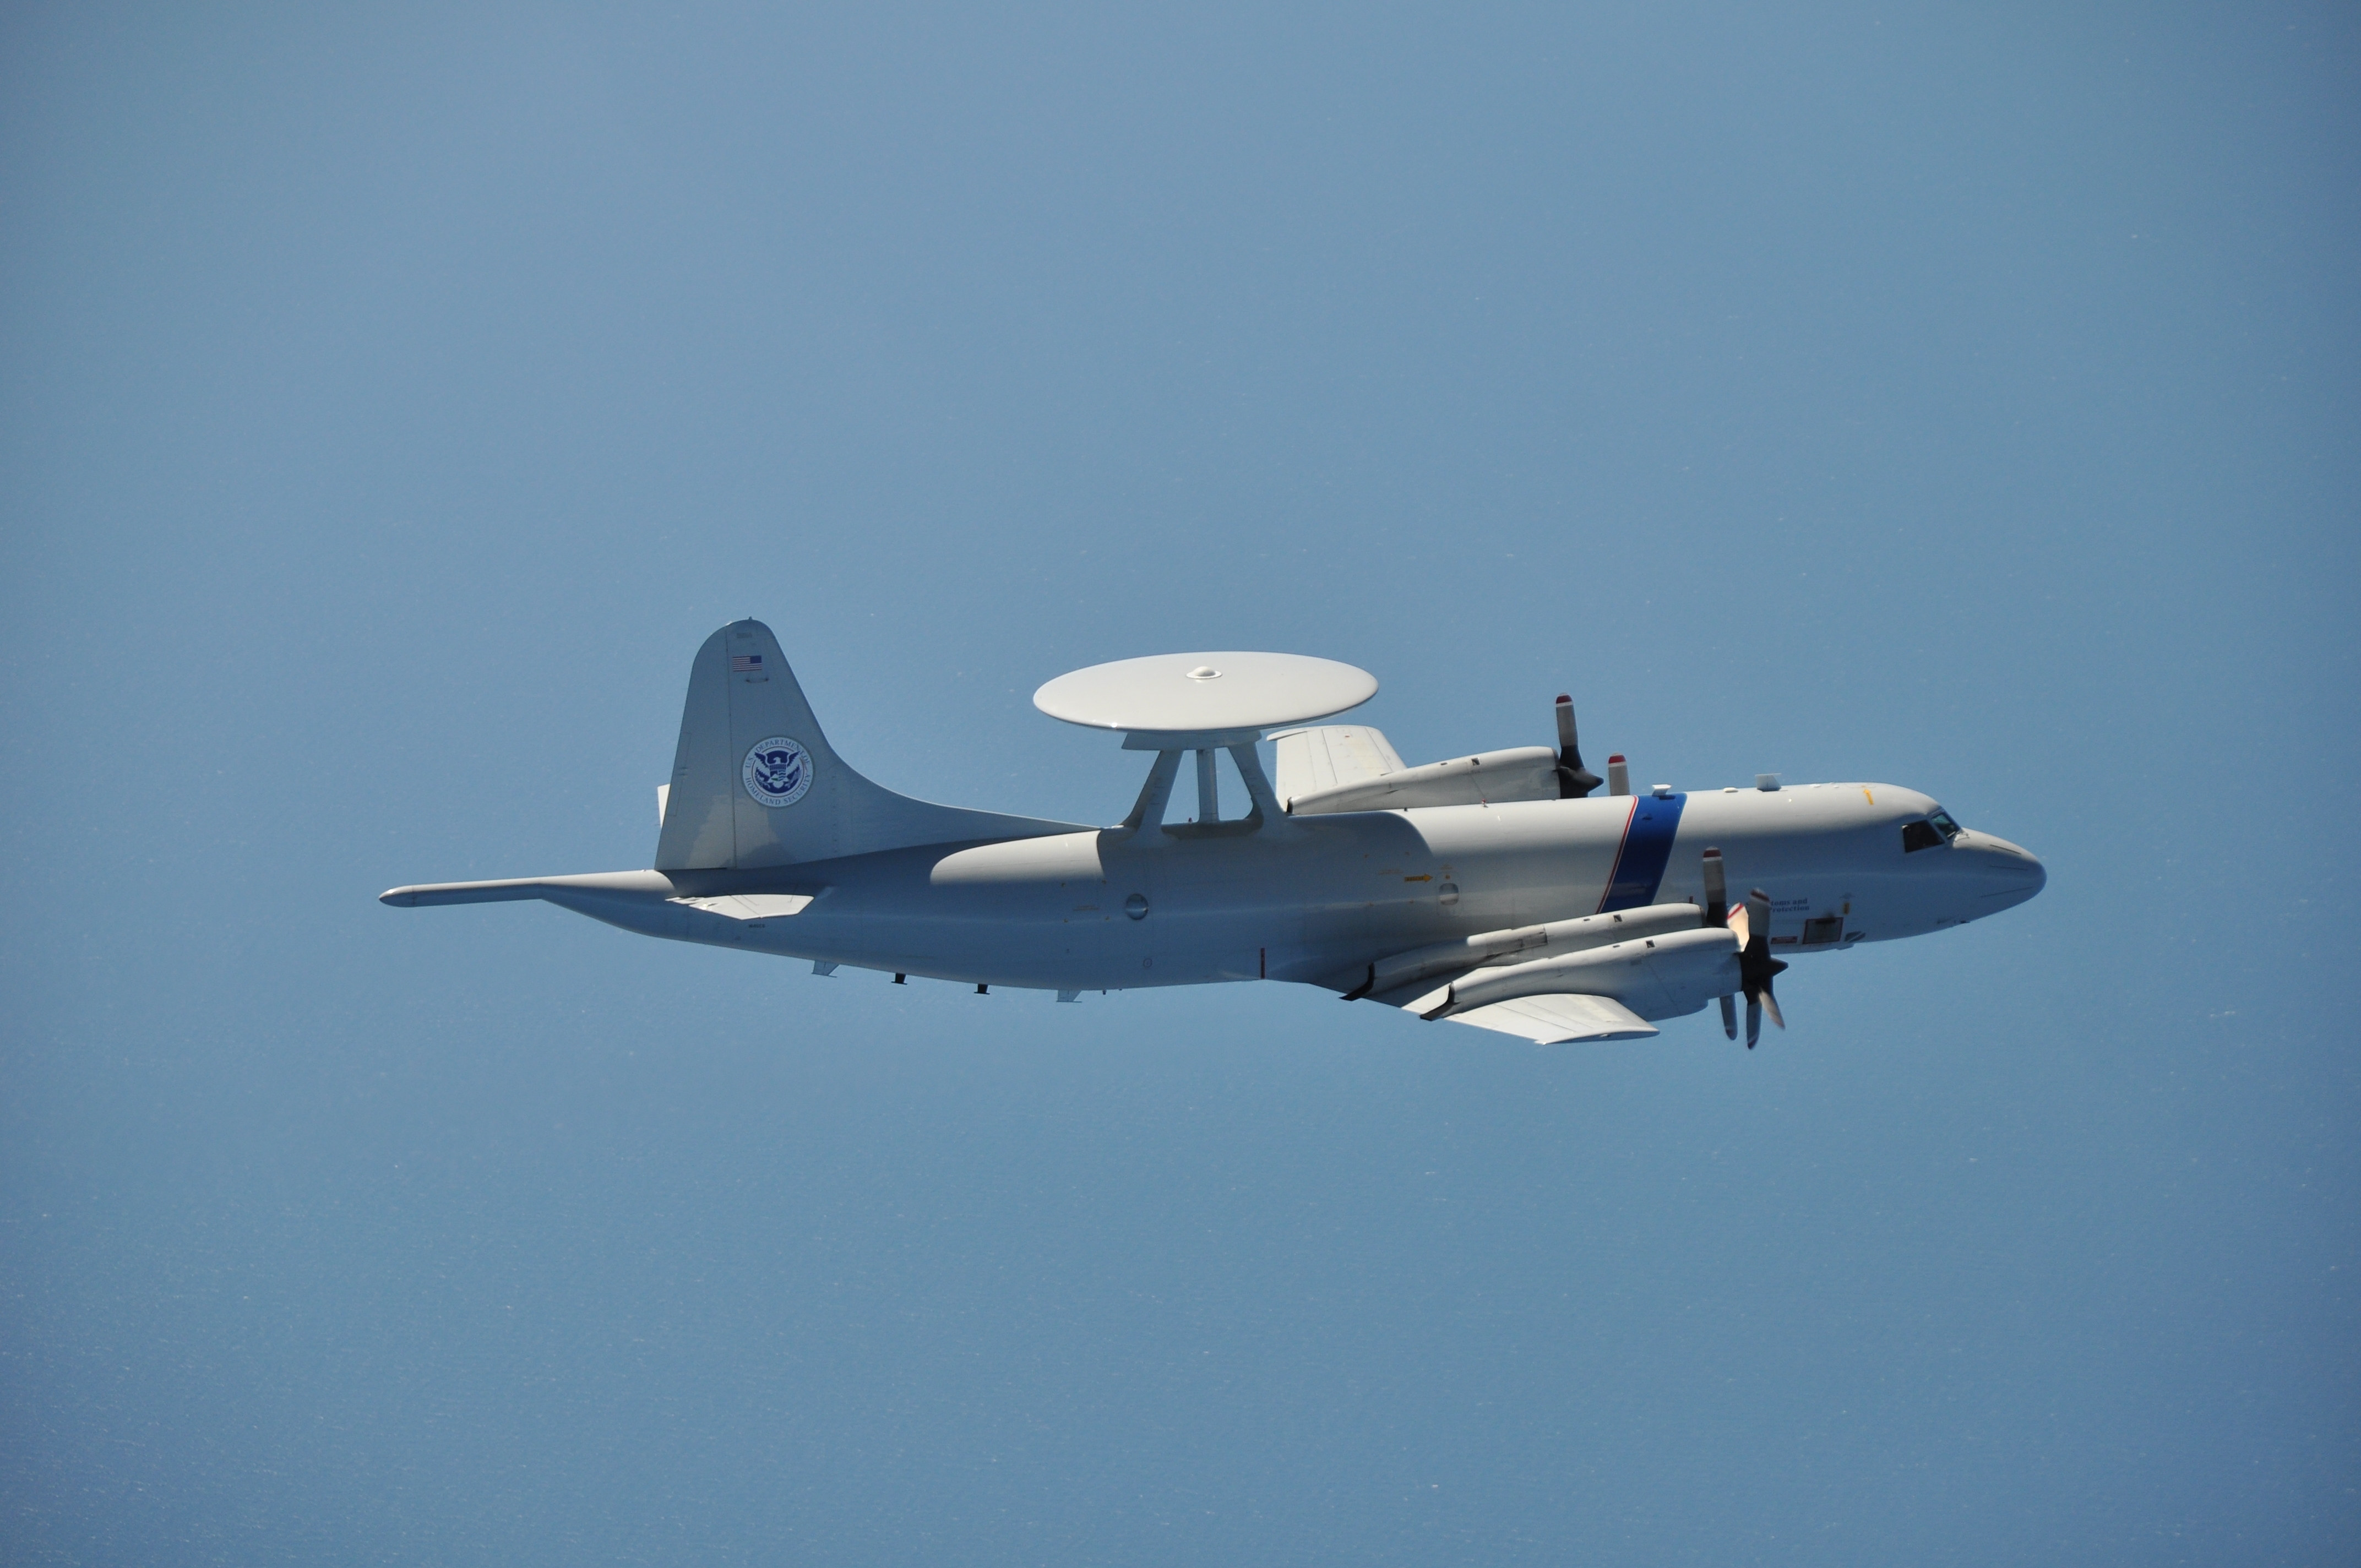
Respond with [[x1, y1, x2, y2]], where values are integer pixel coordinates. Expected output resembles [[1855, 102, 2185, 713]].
[[1271, 724, 1406, 807], [1439, 993, 1658, 1044]]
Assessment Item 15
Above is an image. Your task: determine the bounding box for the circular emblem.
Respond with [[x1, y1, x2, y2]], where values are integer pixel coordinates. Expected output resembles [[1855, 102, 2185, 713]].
[[742, 737, 814, 808]]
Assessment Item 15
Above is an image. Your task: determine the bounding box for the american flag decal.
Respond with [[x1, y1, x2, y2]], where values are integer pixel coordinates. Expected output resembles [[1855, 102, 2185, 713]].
[[731, 654, 763, 672]]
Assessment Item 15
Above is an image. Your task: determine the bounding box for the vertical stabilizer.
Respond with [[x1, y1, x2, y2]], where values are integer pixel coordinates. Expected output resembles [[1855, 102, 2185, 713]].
[[653, 620, 1079, 870]]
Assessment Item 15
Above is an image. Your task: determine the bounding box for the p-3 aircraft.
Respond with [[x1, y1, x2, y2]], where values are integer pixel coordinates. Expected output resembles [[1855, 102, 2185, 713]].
[[383, 620, 2046, 1045]]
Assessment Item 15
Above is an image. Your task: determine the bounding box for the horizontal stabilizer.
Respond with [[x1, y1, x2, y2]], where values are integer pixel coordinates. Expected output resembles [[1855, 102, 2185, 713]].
[[1445, 993, 1658, 1044], [667, 894, 813, 922], [380, 872, 677, 907]]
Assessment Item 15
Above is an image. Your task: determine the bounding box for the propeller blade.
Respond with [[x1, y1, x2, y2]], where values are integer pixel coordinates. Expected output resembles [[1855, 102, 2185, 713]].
[[1737, 888, 1787, 1047], [1705, 850, 1741, 1040], [1700, 847, 1729, 928], [1554, 694, 1603, 798]]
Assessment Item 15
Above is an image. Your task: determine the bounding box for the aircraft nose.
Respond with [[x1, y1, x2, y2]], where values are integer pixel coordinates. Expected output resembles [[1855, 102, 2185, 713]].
[[1954, 830, 2045, 912]]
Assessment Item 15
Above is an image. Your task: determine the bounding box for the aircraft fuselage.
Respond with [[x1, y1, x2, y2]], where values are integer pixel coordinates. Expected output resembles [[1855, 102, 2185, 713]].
[[536, 782, 2043, 995]]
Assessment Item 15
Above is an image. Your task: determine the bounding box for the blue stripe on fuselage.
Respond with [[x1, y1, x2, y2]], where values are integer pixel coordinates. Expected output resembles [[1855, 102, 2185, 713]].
[[1597, 792, 1686, 912]]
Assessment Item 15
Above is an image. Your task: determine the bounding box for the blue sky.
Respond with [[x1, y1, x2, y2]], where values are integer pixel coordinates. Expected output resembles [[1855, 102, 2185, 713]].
[[4, 4, 2355, 1562]]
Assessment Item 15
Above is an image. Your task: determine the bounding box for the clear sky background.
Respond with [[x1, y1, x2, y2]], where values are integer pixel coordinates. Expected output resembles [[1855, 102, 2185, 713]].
[[4, 4, 2355, 1562]]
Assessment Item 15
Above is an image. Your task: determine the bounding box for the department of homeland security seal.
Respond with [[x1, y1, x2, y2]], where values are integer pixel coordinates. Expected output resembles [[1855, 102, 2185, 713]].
[[742, 737, 814, 807]]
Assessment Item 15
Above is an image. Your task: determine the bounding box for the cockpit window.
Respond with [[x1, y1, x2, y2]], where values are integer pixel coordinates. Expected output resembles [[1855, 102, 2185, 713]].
[[1903, 810, 1965, 853]]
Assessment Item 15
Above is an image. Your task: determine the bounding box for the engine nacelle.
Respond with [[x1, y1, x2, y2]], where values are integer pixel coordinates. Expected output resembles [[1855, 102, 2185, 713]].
[[1287, 745, 1559, 815], [1410, 925, 1741, 1022], [1358, 902, 1705, 998]]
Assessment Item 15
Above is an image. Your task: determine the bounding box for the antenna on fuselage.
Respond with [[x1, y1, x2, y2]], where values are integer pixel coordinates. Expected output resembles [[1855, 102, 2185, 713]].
[[1032, 652, 1378, 836]]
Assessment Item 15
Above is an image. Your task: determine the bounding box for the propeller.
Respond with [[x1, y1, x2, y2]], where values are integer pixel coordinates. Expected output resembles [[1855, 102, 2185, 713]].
[[1701, 849, 1787, 1047], [1700, 848, 1738, 1039], [1554, 694, 1603, 798], [1726, 889, 1789, 1049]]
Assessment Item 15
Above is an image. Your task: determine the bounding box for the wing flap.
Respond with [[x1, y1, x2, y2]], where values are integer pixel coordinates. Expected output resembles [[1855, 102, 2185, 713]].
[[1441, 993, 1658, 1044]]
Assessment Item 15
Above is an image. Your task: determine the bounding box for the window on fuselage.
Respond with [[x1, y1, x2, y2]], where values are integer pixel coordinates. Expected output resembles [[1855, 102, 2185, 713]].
[[1902, 809, 1965, 853]]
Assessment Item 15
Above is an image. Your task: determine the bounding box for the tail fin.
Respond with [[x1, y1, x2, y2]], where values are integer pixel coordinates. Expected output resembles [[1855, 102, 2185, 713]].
[[653, 620, 1079, 870]]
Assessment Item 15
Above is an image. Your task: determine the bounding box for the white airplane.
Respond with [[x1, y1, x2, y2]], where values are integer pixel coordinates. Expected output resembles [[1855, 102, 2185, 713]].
[[383, 619, 2045, 1046]]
